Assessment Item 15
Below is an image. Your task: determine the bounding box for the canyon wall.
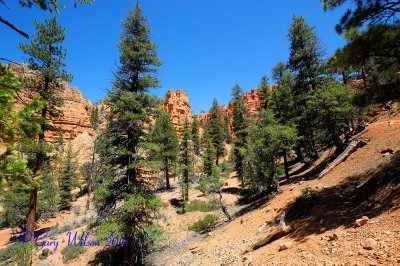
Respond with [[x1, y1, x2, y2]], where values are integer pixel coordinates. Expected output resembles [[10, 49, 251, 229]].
[[8, 63, 94, 142], [197, 88, 261, 132], [162, 89, 193, 133]]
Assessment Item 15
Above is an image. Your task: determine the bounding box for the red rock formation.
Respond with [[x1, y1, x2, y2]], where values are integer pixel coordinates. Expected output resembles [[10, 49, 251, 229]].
[[163, 89, 193, 133], [197, 88, 261, 133], [8, 63, 94, 142]]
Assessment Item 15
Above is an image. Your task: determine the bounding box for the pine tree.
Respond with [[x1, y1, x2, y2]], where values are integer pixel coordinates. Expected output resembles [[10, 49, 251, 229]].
[[231, 84, 248, 187], [246, 111, 297, 188], [259, 76, 269, 110], [202, 136, 216, 177], [180, 117, 192, 202], [150, 111, 179, 189], [93, 4, 164, 264], [59, 140, 76, 210], [19, 16, 71, 237], [223, 115, 232, 144], [208, 98, 225, 165], [90, 106, 100, 131], [191, 116, 201, 156], [287, 16, 325, 160]]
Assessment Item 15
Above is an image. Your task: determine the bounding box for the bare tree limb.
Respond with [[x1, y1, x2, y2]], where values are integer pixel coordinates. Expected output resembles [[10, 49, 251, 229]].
[[0, 16, 29, 39]]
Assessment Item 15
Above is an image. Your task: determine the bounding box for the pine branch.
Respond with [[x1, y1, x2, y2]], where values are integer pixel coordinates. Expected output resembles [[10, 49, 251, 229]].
[[0, 16, 29, 39]]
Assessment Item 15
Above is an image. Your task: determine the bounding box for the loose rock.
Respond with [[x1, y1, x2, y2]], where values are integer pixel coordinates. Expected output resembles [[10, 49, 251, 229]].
[[355, 216, 369, 227], [279, 242, 292, 251], [363, 238, 377, 250]]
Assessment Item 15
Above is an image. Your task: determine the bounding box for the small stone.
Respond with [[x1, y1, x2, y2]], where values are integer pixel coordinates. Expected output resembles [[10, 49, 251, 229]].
[[289, 185, 295, 191], [279, 242, 292, 251], [299, 181, 304, 185], [355, 216, 369, 227], [363, 238, 377, 250], [328, 232, 339, 241], [265, 206, 271, 212], [42, 248, 50, 257]]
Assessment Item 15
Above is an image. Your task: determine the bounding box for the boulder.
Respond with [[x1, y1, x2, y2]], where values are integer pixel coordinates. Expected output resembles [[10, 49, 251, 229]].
[[355, 216, 369, 227]]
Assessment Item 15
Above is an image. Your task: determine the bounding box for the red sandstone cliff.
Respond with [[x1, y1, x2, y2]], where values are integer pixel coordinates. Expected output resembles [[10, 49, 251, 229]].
[[163, 89, 193, 133], [198, 88, 261, 132], [8, 63, 94, 142]]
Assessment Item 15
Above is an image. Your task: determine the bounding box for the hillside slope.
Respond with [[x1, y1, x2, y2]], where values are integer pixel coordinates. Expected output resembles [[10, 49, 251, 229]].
[[152, 109, 400, 266]]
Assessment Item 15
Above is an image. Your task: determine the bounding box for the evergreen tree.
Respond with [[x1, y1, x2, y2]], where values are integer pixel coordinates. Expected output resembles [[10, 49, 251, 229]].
[[208, 98, 226, 165], [231, 84, 248, 187], [223, 115, 232, 144], [59, 140, 76, 210], [90, 106, 100, 131], [93, 4, 164, 264], [180, 117, 192, 202], [191, 116, 201, 156], [202, 136, 216, 177], [259, 75, 269, 110], [19, 16, 71, 237], [245, 111, 297, 188], [322, 0, 400, 33], [149, 111, 179, 189], [287, 16, 325, 160]]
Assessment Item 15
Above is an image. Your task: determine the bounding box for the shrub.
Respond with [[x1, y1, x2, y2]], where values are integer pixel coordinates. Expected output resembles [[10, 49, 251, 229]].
[[188, 214, 219, 233], [185, 200, 219, 212], [286, 187, 317, 221], [0, 242, 34, 266], [61, 244, 85, 263]]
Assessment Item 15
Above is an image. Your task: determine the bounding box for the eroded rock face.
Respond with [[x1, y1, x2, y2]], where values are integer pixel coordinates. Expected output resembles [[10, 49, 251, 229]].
[[197, 88, 261, 134], [8, 63, 94, 142], [163, 89, 193, 133]]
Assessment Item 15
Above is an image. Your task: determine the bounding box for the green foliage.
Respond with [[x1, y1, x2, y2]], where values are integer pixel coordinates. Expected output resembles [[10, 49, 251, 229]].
[[207, 98, 226, 165], [149, 111, 180, 189], [192, 116, 201, 156], [180, 118, 192, 201], [286, 187, 317, 221], [202, 137, 216, 177], [223, 115, 232, 144], [37, 163, 58, 219], [259, 75, 269, 110], [18, 0, 93, 13], [59, 140, 77, 210], [90, 106, 100, 130], [231, 84, 248, 185], [305, 80, 356, 147], [61, 244, 85, 263], [0, 242, 34, 266], [185, 199, 219, 212], [322, 0, 400, 33], [245, 111, 297, 190], [188, 214, 219, 233]]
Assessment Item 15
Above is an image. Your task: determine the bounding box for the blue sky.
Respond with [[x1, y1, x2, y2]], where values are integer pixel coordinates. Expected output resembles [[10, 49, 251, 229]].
[[1, 0, 351, 114]]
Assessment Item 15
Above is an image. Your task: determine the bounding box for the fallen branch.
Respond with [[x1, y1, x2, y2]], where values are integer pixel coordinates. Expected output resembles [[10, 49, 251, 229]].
[[318, 139, 369, 178], [250, 225, 292, 251]]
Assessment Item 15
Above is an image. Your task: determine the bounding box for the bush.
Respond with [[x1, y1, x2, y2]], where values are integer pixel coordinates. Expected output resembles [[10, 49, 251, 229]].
[[185, 200, 219, 212], [188, 214, 219, 233], [61, 244, 85, 263], [286, 187, 317, 221], [0, 242, 34, 265]]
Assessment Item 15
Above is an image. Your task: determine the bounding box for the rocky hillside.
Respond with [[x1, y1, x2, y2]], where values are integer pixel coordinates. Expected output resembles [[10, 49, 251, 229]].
[[9, 63, 94, 142]]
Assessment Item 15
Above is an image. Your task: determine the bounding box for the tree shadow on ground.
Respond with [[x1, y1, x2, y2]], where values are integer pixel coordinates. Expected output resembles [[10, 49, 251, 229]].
[[233, 188, 277, 219], [281, 152, 400, 242], [89, 247, 124, 266], [221, 187, 241, 195]]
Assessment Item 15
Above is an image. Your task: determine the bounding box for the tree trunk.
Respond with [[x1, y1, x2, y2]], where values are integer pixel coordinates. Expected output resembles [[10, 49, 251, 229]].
[[165, 158, 170, 189], [218, 190, 231, 220], [283, 152, 290, 184]]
